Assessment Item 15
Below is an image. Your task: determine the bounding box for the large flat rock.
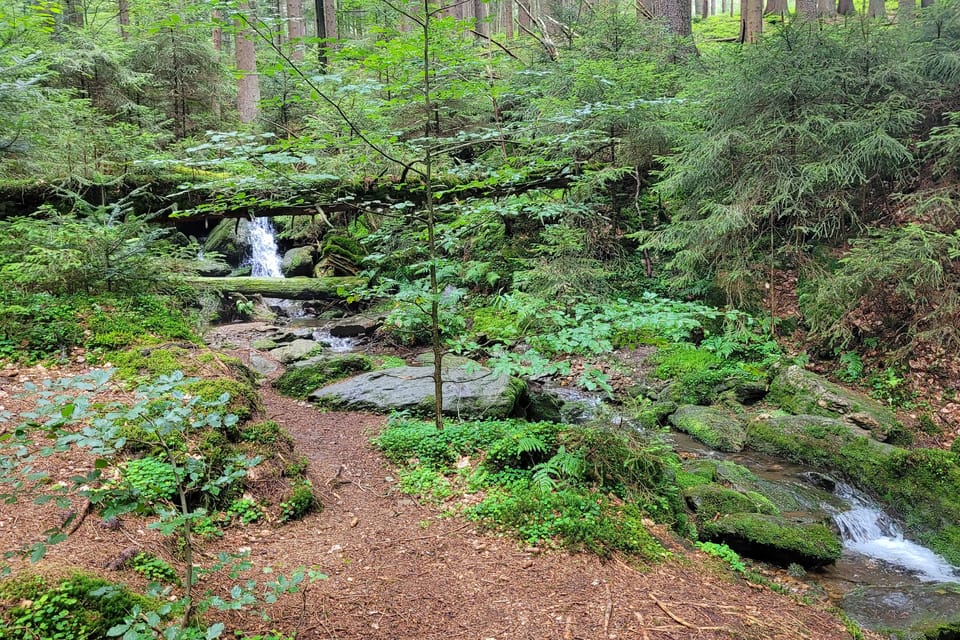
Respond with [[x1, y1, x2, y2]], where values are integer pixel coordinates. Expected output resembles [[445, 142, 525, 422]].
[[309, 364, 525, 419]]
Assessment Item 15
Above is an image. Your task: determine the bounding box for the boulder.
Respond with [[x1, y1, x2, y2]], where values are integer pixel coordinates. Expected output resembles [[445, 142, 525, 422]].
[[525, 380, 604, 424], [684, 484, 779, 519], [328, 314, 383, 338], [203, 218, 253, 263], [194, 258, 232, 277], [842, 584, 960, 639], [309, 363, 525, 419], [768, 365, 900, 441], [274, 354, 373, 399], [670, 404, 747, 452], [269, 339, 323, 364], [281, 246, 315, 277], [699, 513, 842, 568]]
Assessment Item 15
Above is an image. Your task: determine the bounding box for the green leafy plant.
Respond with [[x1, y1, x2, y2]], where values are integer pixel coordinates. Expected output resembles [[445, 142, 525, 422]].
[[131, 553, 181, 585], [279, 480, 317, 522]]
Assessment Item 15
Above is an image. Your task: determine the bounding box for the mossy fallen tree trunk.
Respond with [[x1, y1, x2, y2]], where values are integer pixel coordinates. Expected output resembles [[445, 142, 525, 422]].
[[187, 276, 365, 300]]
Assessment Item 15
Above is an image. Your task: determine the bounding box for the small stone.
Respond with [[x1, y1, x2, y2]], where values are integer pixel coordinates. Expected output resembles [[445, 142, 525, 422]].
[[328, 544, 344, 554], [350, 517, 359, 528]]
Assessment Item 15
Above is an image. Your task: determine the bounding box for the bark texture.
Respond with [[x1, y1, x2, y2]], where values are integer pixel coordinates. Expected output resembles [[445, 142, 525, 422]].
[[236, 1, 261, 124]]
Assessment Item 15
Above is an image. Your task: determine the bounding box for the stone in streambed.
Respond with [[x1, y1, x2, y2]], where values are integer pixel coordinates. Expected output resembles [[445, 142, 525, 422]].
[[699, 512, 842, 568], [670, 404, 747, 452]]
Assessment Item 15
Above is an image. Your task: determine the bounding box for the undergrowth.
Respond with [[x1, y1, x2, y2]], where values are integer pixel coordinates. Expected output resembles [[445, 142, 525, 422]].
[[374, 416, 683, 559]]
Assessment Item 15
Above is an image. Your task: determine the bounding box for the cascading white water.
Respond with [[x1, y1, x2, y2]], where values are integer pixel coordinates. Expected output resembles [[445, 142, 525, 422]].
[[312, 329, 359, 353], [832, 482, 960, 583], [248, 217, 283, 278]]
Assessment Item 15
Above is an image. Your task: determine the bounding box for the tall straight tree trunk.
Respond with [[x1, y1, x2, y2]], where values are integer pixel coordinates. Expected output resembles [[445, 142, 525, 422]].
[[473, 0, 489, 34], [817, 0, 837, 16], [920, 0, 934, 6], [740, 0, 762, 41], [504, 0, 515, 36], [897, 0, 915, 18], [796, 0, 818, 18], [118, 0, 130, 40], [236, 1, 260, 124], [213, 9, 223, 51], [653, 0, 692, 36], [287, 0, 305, 60], [867, 0, 887, 16], [764, 0, 787, 16], [837, 0, 856, 13], [315, 0, 337, 69]]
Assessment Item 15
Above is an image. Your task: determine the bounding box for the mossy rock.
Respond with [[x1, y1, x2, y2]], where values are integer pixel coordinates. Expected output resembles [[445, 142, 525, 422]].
[[747, 414, 960, 565], [203, 218, 252, 263], [281, 246, 316, 277], [273, 354, 374, 399], [699, 513, 842, 568], [269, 339, 324, 364], [768, 365, 901, 441], [684, 483, 779, 518], [670, 404, 747, 452]]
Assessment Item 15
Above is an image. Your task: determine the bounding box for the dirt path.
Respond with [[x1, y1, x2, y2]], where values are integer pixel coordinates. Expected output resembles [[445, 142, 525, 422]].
[[205, 323, 854, 640]]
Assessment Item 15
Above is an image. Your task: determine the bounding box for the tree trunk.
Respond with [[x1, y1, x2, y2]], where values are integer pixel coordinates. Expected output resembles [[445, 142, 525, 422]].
[[796, 0, 818, 18], [867, 0, 887, 17], [213, 9, 223, 52], [837, 0, 856, 14], [235, 1, 260, 124], [920, 0, 933, 6], [504, 0, 515, 36], [653, 0, 692, 36], [817, 0, 837, 16], [897, 0, 915, 19], [474, 0, 489, 35], [118, 0, 130, 40], [189, 277, 366, 300], [315, 0, 334, 69], [764, 0, 787, 16], [287, 0, 305, 60], [518, 0, 532, 28], [64, 0, 85, 26], [740, 0, 762, 42]]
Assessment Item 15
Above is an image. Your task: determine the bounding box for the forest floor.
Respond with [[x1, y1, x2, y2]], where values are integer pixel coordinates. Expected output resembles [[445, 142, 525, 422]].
[[0, 323, 871, 640]]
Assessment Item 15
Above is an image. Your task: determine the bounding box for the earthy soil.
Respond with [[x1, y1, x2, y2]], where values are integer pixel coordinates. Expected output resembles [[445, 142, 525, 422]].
[[0, 324, 863, 640]]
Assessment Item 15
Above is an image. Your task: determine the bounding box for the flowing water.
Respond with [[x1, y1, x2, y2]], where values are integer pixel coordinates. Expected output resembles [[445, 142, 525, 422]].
[[248, 217, 283, 278], [829, 482, 960, 583]]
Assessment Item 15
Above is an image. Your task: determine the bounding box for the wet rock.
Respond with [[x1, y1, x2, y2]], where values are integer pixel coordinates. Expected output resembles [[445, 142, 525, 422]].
[[525, 381, 604, 424], [768, 365, 901, 441], [670, 404, 747, 452], [309, 363, 525, 419], [842, 583, 960, 638], [203, 218, 253, 263]]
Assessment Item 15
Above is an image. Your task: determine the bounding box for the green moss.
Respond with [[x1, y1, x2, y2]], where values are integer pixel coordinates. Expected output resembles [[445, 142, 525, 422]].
[[239, 420, 292, 446], [700, 513, 842, 568], [650, 344, 760, 405], [670, 405, 746, 452], [747, 414, 960, 565], [684, 483, 779, 519], [273, 354, 373, 399], [472, 306, 522, 342], [182, 378, 260, 422], [279, 480, 319, 522], [0, 572, 159, 640]]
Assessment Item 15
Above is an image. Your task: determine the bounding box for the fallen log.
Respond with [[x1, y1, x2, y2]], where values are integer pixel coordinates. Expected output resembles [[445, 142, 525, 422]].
[[187, 276, 366, 300]]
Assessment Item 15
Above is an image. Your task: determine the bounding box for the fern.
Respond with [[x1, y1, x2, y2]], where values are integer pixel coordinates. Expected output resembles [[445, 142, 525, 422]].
[[532, 446, 586, 492]]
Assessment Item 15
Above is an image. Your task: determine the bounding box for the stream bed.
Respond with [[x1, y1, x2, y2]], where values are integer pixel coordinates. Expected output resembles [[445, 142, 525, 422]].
[[671, 431, 960, 636]]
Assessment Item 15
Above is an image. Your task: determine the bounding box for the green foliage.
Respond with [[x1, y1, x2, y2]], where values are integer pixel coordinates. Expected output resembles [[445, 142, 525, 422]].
[[123, 457, 178, 503], [239, 420, 289, 446], [644, 22, 937, 305], [228, 498, 263, 525], [837, 351, 864, 383], [650, 344, 763, 405], [0, 573, 158, 640], [131, 553, 181, 585], [695, 541, 747, 574], [0, 200, 181, 296], [0, 292, 198, 364], [279, 481, 317, 522], [272, 355, 373, 399], [375, 416, 684, 557]]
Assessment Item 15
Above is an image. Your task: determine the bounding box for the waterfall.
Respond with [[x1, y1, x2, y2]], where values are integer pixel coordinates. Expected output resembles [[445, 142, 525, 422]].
[[248, 217, 283, 278], [832, 482, 960, 583]]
